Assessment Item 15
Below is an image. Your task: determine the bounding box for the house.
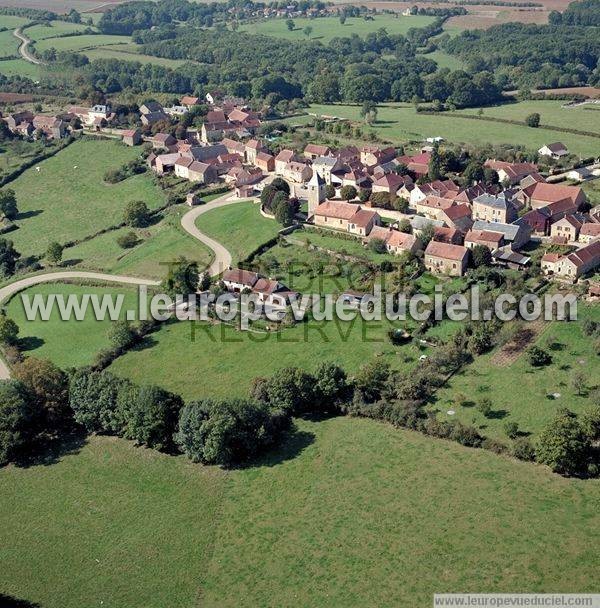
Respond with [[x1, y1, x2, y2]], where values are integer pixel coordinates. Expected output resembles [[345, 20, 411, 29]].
[[122, 128, 142, 146], [541, 253, 562, 275], [409, 180, 459, 206], [515, 208, 551, 236], [222, 269, 296, 308], [550, 215, 583, 243], [222, 268, 260, 292], [140, 101, 164, 115], [181, 95, 201, 107], [484, 160, 538, 186], [416, 196, 456, 221], [492, 247, 531, 270], [312, 156, 343, 185], [538, 142, 569, 159], [284, 161, 312, 183], [32, 115, 66, 140], [313, 200, 360, 232], [153, 153, 181, 175], [520, 181, 586, 211], [424, 241, 469, 276], [410, 216, 444, 237], [367, 226, 421, 255], [174, 156, 194, 179], [151, 133, 176, 150], [520, 172, 546, 189], [141, 112, 168, 127], [464, 229, 504, 250], [5, 110, 33, 131], [88, 104, 112, 124], [471, 220, 531, 250], [579, 223, 600, 244], [189, 161, 218, 184], [222, 138, 246, 156], [275, 149, 296, 175], [255, 152, 275, 173], [547, 240, 600, 280], [245, 139, 266, 164], [433, 226, 463, 245], [304, 143, 331, 160], [347, 209, 381, 236], [165, 105, 189, 117], [396, 152, 431, 178], [440, 204, 473, 233], [336, 146, 360, 165], [567, 167, 593, 182], [186, 192, 201, 206], [372, 173, 412, 197], [472, 192, 518, 224], [235, 167, 263, 186], [342, 169, 370, 189], [361, 146, 396, 168]]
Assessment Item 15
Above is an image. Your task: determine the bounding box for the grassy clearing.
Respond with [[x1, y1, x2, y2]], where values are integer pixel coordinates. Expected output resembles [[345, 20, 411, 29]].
[[430, 304, 600, 441], [419, 49, 465, 71], [0, 58, 41, 79], [8, 138, 165, 256], [26, 20, 93, 41], [3, 418, 599, 607], [0, 434, 225, 608], [0, 139, 49, 176], [306, 102, 600, 157], [65, 206, 213, 280], [34, 34, 129, 53], [0, 29, 19, 58], [195, 200, 280, 265], [240, 15, 435, 43], [6, 283, 142, 368], [0, 15, 30, 30], [109, 317, 421, 401]]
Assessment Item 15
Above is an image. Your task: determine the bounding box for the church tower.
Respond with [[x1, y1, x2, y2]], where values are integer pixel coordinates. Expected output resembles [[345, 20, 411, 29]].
[[307, 170, 326, 218]]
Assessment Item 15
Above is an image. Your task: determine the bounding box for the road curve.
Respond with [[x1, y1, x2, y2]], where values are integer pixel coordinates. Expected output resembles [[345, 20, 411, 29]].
[[14, 28, 42, 65], [0, 271, 160, 380], [180, 192, 248, 277]]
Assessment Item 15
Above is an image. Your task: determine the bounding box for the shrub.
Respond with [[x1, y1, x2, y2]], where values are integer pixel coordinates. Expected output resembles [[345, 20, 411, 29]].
[[368, 238, 387, 254], [482, 437, 508, 454], [512, 437, 535, 461], [314, 361, 348, 411], [536, 410, 590, 476], [477, 398, 492, 418], [46, 241, 63, 265], [0, 314, 18, 345], [526, 346, 552, 367], [123, 200, 150, 227], [116, 231, 138, 249], [107, 320, 136, 350], [449, 422, 483, 447], [503, 421, 519, 440], [580, 406, 600, 441], [261, 367, 316, 414], [352, 360, 390, 403], [525, 112, 540, 127]]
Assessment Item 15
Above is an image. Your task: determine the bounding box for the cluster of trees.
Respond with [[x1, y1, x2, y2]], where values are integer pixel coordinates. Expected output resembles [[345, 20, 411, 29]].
[[444, 22, 600, 90], [260, 178, 299, 226], [104, 158, 147, 184], [549, 0, 600, 26]]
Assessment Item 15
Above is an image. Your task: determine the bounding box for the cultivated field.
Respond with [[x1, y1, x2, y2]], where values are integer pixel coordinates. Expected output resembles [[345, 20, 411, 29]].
[[430, 304, 600, 441], [239, 14, 436, 44], [5, 283, 142, 368], [7, 138, 165, 256], [1, 417, 599, 607], [305, 101, 600, 157]]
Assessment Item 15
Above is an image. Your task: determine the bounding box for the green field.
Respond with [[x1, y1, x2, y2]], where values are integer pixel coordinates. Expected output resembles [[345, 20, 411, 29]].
[[2, 417, 599, 608], [6, 283, 142, 368], [0, 15, 30, 30], [0, 58, 41, 79], [0, 28, 18, 58], [305, 101, 600, 157], [84, 44, 189, 68], [582, 178, 600, 205], [0, 140, 49, 177], [196, 200, 280, 265], [26, 20, 93, 41], [65, 206, 213, 280], [34, 34, 129, 53], [8, 138, 165, 256], [240, 14, 435, 44], [419, 49, 465, 71], [431, 304, 600, 441]]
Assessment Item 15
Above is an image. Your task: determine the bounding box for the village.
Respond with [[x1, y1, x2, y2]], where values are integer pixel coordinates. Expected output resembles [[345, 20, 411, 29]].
[[2, 90, 600, 306]]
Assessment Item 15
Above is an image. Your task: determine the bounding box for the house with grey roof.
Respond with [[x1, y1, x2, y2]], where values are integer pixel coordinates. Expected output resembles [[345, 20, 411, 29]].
[[472, 220, 531, 250]]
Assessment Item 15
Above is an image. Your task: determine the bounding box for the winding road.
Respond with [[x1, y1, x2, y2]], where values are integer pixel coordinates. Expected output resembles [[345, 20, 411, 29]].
[[0, 193, 243, 379], [14, 28, 42, 65]]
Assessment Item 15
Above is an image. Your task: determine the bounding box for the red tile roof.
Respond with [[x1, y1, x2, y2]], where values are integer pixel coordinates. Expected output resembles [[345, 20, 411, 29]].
[[425, 241, 469, 261]]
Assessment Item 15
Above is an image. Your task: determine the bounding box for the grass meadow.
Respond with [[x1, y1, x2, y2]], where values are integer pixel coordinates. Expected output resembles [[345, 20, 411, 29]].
[[195, 200, 281, 265], [26, 20, 92, 41], [84, 44, 189, 68], [5, 283, 142, 368], [65, 206, 213, 280], [0, 58, 41, 79], [8, 138, 165, 256], [1, 417, 599, 607], [239, 14, 435, 43], [305, 101, 600, 157], [34, 34, 130, 53]]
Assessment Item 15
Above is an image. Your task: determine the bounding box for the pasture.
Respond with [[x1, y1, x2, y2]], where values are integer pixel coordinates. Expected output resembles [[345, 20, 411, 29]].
[[1, 417, 599, 607], [5, 283, 142, 368], [240, 14, 436, 44], [83, 44, 189, 68], [0, 28, 19, 58], [0, 58, 41, 79], [305, 101, 600, 157], [33, 33, 129, 53], [7, 138, 165, 256], [26, 20, 93, 41]]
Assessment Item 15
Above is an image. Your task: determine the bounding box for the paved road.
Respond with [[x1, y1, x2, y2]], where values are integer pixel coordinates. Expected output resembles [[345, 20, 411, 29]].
[[180, 192, 250, 277], [0, 271, 159, 380], [14, 28, 42, 65]]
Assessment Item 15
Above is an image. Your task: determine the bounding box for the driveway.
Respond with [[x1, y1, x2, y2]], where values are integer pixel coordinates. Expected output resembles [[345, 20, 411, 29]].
[[14, 28, 42, 65], [180, 192, 249, 277]]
